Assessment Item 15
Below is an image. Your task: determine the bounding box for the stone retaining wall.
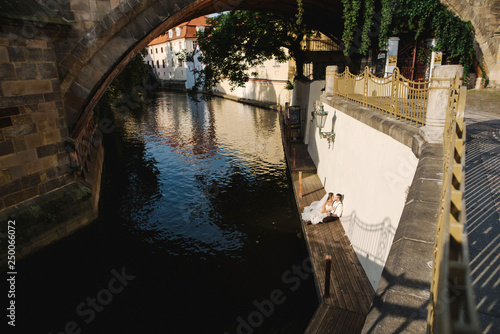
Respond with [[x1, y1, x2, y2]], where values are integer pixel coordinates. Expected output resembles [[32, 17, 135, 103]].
[[0, 21, 73, 210]]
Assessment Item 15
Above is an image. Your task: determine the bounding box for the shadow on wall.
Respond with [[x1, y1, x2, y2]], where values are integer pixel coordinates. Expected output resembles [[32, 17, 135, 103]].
[[215, 80, 286, 106], [249, 81, 278, 105], [363, 266, 431, 333], [464, 119, 500, 334], [342, 212, 396, 289]]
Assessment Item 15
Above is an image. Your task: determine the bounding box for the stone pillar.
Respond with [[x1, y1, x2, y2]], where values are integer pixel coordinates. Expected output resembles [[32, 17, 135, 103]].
[[385, 37, 399, 76], [324, 65, 338, 95], [426, 38, 442, 80], [490, 44, 500, 88], [420, 65, 464, 143]]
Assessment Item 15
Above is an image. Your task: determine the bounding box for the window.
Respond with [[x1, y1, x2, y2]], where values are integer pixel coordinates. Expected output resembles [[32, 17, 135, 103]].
[[192, 41, 197, 50], [171, 59, 174, 67], [162, 60, 165, 68], [196, 26, 205, 33], [176, 27, 181, 37], [161, 47, 163, 53], [168, 30, 173, 38], [156, 60, 159, 68], [155, 48, 158, 54], [169, 43, 173, 52]]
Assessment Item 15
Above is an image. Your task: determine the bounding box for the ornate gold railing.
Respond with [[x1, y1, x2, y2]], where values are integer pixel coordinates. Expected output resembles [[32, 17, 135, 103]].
[[428, 73, 481, 334], [334, 66, 429, 126]]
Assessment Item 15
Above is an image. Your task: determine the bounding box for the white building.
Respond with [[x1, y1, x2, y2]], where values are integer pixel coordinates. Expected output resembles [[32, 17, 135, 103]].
[[216, 51, 292, 107], [144, 16, 208, 90]]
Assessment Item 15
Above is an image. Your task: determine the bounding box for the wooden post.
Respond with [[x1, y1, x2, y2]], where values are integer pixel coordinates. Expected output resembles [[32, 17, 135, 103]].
[[299, 171, 302, 198], [324, 255, 332, 297]]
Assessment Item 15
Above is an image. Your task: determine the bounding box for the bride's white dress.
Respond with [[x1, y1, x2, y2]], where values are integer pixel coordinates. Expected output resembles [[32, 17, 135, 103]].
[[301, 193, 331, 225]]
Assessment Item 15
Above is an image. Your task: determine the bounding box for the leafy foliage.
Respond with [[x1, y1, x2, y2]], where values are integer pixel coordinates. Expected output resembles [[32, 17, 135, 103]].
[[195, 8, 312, 92], [99, 50, 148, 114], [342, 0, 475, 73], [341, 0, 362, 56]]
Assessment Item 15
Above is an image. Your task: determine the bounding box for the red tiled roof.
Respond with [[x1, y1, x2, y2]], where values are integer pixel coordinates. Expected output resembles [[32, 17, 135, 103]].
[[148, 16, 209, 46]]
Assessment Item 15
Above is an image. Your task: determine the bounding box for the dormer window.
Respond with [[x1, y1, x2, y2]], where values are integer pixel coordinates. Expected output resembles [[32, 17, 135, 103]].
[[168, 30, 173, 38], [176, 27, 181, 37], [196, 26, 205, 33]]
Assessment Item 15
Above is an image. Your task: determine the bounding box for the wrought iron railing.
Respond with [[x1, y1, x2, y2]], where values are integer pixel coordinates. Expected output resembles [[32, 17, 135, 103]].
[[334, 66, 430, 126], [428, 73, 481, 334]]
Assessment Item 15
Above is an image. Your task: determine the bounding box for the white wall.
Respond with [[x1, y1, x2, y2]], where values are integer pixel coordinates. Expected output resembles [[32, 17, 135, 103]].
[[308, 101, 418, 289], [217, 80, 290, 106], [216, 54, 291, 106], [290, 80, 325, 145]]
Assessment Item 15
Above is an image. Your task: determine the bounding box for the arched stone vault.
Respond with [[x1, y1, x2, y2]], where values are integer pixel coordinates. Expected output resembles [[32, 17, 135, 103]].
[[56, 0, 344, 133], [54, 0, 499, 134]]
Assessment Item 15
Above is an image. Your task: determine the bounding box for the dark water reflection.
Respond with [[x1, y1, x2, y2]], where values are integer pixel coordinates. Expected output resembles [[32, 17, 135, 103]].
[[16, 92, 318, 333]]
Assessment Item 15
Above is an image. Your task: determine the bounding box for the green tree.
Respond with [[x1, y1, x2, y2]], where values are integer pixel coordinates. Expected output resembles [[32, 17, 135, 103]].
[[195, 8, 312, 93], [342, 0, 475, 74], [98, 49, 149, 115]]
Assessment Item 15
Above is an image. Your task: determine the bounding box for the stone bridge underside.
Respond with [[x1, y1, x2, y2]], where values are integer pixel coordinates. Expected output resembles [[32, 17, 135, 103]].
[[46, 0, 345, 133], [35, 0, 498, 134]]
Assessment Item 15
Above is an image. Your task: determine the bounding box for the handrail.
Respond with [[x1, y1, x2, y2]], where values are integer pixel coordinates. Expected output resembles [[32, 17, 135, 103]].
[[333, 66, 430, 126], [427, 73, 481, 334]]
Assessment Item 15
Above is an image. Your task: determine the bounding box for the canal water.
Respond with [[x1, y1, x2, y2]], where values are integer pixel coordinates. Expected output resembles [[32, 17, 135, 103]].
[[16, 92, 318, 333]]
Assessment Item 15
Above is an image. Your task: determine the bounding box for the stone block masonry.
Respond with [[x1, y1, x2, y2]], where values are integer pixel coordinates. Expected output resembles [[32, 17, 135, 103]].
[[0, 23, 72, 210]]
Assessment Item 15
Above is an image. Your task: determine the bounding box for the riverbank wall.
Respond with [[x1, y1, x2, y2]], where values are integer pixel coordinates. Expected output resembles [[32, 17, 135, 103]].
[[0, 145, 103, 267], [283, 66, 450, 332]]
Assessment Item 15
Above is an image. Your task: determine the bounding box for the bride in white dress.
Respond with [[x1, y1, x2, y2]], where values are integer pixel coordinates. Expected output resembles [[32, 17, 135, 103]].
[[301, 192, 334, 225]]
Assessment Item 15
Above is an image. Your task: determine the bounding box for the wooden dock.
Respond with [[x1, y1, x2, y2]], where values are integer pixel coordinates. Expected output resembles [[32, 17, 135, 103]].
[[285, 141, 374, 334]]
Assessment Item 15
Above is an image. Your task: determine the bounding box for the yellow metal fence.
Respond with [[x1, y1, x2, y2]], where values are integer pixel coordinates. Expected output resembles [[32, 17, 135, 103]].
[[428, 73, 480, 334], [334, 66, 429, 126], [334, 66, 480, 332]]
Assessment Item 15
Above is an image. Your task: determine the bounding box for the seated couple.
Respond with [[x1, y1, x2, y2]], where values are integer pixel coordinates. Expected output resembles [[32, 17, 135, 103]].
[[302, 192, 343, 225]]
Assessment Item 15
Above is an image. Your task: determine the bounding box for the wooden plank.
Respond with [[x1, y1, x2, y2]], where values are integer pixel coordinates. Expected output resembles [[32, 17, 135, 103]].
[[330, 223, 368, 314], [282, 137, 373, 332], [305, 303, 331, 334]]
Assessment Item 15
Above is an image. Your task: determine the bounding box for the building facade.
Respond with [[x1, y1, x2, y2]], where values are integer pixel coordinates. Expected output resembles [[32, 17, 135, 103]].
[[216, 53, 292, 107], [144, 16, 208, 90]]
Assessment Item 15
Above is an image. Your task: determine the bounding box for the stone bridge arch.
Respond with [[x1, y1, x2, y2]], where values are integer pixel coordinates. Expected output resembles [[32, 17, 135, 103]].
[[51, 0, 499, 134], [48, 0, 343, 133]]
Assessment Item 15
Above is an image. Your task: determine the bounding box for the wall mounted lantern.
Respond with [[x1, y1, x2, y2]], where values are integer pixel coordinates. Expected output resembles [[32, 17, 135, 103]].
[[314, 103, 335, 148]]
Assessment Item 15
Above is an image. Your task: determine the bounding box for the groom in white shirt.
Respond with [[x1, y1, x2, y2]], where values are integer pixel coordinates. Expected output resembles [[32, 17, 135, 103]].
[[322, 193, 343, 223]]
